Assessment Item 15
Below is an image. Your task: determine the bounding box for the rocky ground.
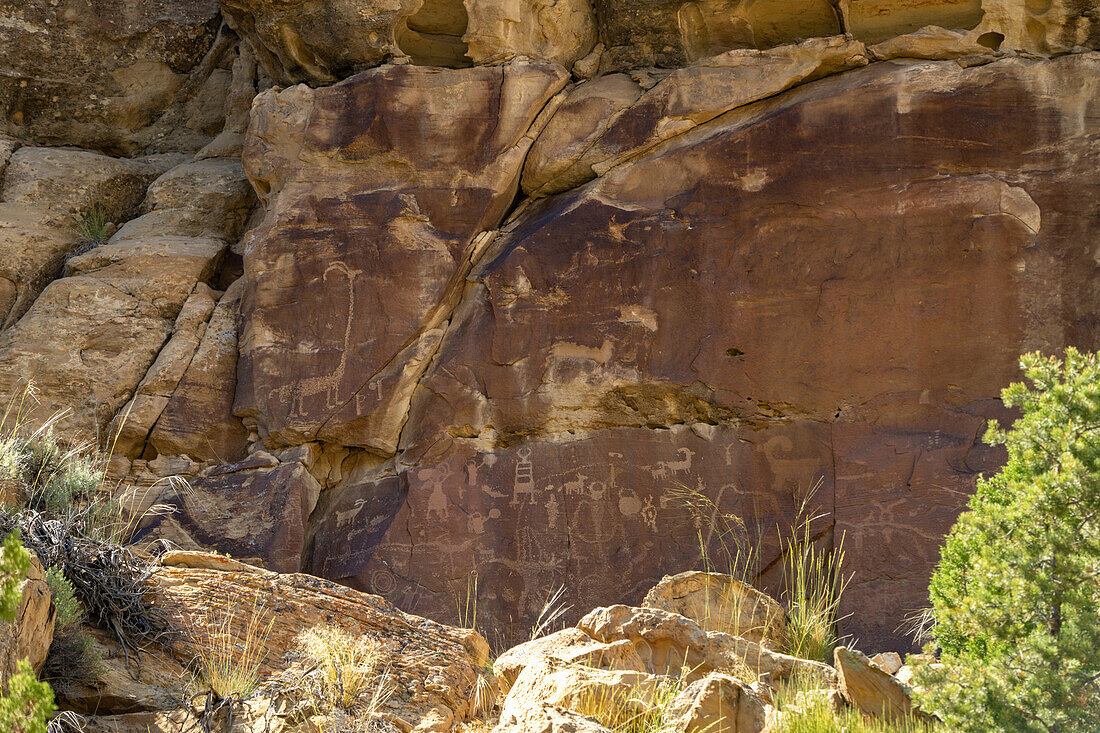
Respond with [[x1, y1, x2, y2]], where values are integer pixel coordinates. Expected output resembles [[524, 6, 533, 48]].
[[0, 0, 1098, 728]]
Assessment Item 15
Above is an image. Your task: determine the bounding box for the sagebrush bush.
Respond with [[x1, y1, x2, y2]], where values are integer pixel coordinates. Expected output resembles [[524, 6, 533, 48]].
[[296, 625, 392, 713], [42, 566, 101, 686], [919, 349, 1100, 731]]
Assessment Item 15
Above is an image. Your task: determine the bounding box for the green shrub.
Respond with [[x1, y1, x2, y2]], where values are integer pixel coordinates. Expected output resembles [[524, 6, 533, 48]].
[[42, 567, 101, 686], [0, 531, 30, 620], [0, 660, 56, 733], [918, 348, 1100, 731], [0, 535, 57, 733]]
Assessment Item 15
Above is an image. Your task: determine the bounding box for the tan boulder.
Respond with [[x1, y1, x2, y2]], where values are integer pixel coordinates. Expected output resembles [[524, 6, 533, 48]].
[[522, 36, 868, 197], [495, 628, 646, 691], [0, 551, 54, 685], [493, 704, 612, 733], [0, 158, 252, 443], [869, 25, 995, 60], [663, 672, 767, 733], [219, 0, 421, 84], [870, 651, 903, 675], [972, 0, 1100, 55], [834, 647, 921, 722], [464, 0, 597, 68], [499, 658, 669, 728], [578, 606, 833, 684], [146, 553, 490, 732], [643, 572, 786, 649]]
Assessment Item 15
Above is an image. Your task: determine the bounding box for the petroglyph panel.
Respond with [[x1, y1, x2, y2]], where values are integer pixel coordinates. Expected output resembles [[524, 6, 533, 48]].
[[235, 60, 569, 452], [308, 422, 832, 640]]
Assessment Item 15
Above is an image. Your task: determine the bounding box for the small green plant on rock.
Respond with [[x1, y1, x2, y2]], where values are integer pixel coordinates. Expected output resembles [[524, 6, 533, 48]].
[[0, 532, 57, 733], [917, 348, 1100, 732], [71, 205, 111, 248]]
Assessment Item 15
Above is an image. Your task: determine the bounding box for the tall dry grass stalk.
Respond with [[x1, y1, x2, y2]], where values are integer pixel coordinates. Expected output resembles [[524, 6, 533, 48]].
[[197, 599, 274, 700], [780, 482, 850, 662]]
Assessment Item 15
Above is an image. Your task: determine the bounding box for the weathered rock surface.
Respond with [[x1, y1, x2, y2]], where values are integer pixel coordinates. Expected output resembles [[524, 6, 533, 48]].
[[495, 628, 646, 692], [328, 53, 1100, 650], [149, 552, 491, 732], [523, 35, 869, 197], [577, 606, 832, 684], [219, 0, 420, 84], [643, 572, 786, 648], [136, 451, 321, 572], [235, 59, 568, 454], [0, 158, 252, 443], [0, 551, 54, 685], [0, 0, 230, 154], [664, 672, 767, 733], [0, 147, 164, 331], [499, 658, 666, 728], [464, 0, 597, 68], [493, 704, 612, 733], [834, 646, 919, 722]]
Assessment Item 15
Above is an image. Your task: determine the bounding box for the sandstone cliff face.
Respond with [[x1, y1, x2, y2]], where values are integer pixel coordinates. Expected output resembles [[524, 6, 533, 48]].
[[1, 0, 1099, 660]]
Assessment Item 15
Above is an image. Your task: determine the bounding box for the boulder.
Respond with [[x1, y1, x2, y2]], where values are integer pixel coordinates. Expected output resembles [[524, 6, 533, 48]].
[[834, 647, 919, 722], [134, 453, 321, 573], [499, 658, 669, 728], [663, 672, 767, 733], [0, 0, 229, 154], [868, 25, 995, 60], [643, 572, 786, 649], [495, 628, 646, 691], [493, 704, 613, 733], [219, 0, 421, 84], [578, 606, 833, 684], [0, 550, 54, 685], [870, 651, 903, 675], [148, 552, 491, 731]]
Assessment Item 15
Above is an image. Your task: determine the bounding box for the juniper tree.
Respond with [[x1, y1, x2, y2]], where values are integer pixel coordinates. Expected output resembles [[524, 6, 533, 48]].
[[918, 348, 1100, 732]]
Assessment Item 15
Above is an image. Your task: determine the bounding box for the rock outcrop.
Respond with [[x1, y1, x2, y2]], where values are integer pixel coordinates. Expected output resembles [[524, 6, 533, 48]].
[[0, 0, 233, 154], [149, 551, 492, 731], [643, 571, 786, 648], [2, 0, 1100, 669]]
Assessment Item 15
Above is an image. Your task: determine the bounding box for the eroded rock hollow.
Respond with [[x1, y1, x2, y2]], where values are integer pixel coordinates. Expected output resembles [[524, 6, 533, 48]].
[[1, 0, 1099, 657]]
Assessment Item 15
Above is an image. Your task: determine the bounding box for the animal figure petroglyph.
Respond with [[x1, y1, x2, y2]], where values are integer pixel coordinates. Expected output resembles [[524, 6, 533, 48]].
[[334, 497, 368, 527], [562, 473, 588, 496], [764, 435, 819, 493], [278, 261, 355, 415], [658, 447, 695, 476]]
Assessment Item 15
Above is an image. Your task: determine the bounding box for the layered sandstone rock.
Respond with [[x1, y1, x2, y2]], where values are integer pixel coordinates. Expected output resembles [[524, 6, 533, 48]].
[[327, 53, 1100, 650], [663, 672, 767, 733], [0, 147, 164, 331], [834, 646, 921, 721], [0, 0, 230, 154], [464, 0, 597, 68], [643, 572, 786, 648], [149, 552, 491, 731], [0, 158, 253, 443], [577, 605, 832, 683], [522, 36, 869, 197], [235, 59, 569, 454]]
